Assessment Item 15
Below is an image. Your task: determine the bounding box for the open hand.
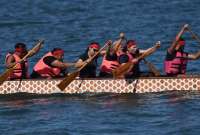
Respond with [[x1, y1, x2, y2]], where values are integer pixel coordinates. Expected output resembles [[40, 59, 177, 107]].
[[183, 24, 189, 30], [119, 32, 125, 39], [155, 41, 161, 48]]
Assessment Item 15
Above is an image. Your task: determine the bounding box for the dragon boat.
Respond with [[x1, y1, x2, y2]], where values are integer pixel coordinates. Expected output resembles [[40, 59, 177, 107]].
[[0, 75, 200, 95]]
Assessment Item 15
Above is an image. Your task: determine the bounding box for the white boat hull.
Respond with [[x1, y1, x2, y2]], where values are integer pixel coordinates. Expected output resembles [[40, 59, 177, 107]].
[[0, 76, 200, 95]]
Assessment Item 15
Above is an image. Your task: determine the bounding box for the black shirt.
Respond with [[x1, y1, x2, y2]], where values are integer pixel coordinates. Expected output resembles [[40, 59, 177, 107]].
[[105, 53, 118, 61], [165, 50, 177, 61], [79, 53, 98, 78], [105, 47, 118, 61], [119, 54, 129, 64], [43, 56, 57, 67], [119, 49, 140, 64]]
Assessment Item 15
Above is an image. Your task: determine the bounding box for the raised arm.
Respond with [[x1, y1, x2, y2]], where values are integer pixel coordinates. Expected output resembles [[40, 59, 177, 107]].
[[187, 51, 200, 60], [113, 32, 126, 53], [168, 24, 188, 53], [140, 41, 161, 57]]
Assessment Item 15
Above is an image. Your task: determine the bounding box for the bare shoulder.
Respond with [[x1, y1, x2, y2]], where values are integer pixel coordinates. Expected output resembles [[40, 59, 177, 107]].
[[6, 54, 15, 61]]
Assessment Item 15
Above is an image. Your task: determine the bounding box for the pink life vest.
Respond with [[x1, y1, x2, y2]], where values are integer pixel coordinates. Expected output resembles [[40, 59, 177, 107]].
[[33, 52, 61, 78], [120, 52, 140, 76], [164, 51, 188, 75], [6, 53, 29, 79], [100, 56, 119, 73]]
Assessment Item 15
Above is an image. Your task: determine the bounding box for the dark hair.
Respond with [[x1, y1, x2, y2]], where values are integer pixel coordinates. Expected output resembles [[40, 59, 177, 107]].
[[85, 47, 89, 53], [15, 43, 26, 49], [122, 46, 127, 52], [51, 48, 63, 53], [127, 40, 136, 46]]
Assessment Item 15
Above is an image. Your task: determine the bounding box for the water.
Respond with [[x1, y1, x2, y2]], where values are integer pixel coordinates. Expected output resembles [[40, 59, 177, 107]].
[[0, 0, 200, 134], [1, 92, 200, 135]]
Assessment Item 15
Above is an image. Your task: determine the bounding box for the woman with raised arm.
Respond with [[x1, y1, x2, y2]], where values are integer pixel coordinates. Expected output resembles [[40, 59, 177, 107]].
[[6, 42, 41, 80], [99, 33, 126, 78], [164, 24, 200, 76]]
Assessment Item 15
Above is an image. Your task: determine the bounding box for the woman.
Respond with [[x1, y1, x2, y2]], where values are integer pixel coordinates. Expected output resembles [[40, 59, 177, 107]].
[[75, 42, 100, 78], [31, 48, 74, 78]]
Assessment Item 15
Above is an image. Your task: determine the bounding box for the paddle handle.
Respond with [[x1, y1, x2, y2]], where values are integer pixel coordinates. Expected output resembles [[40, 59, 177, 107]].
[[21, 39, 44, 61], [9, 39, 44, 70], [173, 24, 188, 45], [187, 27, 200, 44], [113, 32, 126, 52], [143, 59, 161, 76], [78, 40, 112, 71]]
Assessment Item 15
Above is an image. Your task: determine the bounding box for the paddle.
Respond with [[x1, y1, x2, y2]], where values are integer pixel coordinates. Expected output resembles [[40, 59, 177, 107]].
[[113, 41, 161, 78], [0, 39, 44, 85], [143, 59, 161, 76], [57, 40, 112, 91], [168, 24, 188, 52], [187, 27, 200, 44], [113, 32, 126, 53]]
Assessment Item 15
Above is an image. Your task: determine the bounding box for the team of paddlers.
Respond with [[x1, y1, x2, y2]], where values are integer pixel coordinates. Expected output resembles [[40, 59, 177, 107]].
[[4, 24, 200, 81]]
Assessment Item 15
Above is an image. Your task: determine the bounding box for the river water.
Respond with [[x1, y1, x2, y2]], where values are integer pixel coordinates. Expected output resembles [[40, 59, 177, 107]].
[[0, 0, 200, 134]]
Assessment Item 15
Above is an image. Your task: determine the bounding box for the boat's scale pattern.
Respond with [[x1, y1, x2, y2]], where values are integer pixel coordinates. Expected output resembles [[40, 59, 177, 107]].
[[0, 76, 200, 94]]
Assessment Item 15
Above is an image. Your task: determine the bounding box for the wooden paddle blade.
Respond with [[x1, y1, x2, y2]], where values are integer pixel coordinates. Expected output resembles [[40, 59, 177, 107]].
[[147, 63, 160, 76], [24, 39, 44, 60], [0, 68, 14, 85], [113, 62, 132, 78], [57, 71, 79, 91]]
